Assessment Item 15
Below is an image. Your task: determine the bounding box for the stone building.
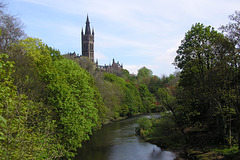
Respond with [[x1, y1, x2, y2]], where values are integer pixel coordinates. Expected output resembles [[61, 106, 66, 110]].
[[81, 15, 94, 62], [97, 58, 123, 73], [66, 16, 123, 73]]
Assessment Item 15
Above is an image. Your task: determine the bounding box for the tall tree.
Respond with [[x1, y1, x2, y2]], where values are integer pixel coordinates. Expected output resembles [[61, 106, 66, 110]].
[[174, 23, 235, 145], [0, 5, 25, 53], [139, 84, 155, 113], [220, 11, 240, 148], [137, 66, 153, 78], [0, 54, 61, 159]]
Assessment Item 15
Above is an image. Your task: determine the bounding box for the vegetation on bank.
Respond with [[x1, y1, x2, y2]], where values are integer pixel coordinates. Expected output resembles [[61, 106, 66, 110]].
[[136, 11, 240, 160]]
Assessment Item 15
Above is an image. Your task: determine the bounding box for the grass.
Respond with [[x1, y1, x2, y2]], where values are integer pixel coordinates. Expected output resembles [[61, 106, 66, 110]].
[[186, 145, 240, 160]]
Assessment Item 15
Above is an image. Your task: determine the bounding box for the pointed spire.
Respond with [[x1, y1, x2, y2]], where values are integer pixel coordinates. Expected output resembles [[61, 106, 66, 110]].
[[86, 14, 89, 22], [85, 15, 91, 35]]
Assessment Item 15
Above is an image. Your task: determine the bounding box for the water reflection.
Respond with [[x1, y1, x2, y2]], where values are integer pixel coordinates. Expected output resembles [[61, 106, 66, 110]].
[[75, 115, 176, 160], [150, 147, 176, 160]]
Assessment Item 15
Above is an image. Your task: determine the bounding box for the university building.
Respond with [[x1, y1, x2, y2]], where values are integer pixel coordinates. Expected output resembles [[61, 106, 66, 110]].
[[67, 15, 123, 73]]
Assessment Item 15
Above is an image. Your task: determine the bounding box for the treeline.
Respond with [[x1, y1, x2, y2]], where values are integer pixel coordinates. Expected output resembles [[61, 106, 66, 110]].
[[137, 11, 240, 159], [0, 2, 177, 159]]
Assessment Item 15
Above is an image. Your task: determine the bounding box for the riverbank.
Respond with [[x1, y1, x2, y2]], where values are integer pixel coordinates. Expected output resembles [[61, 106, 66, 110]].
[[76, 114, 176, 160], [102, 112, 145, 125], [141, 137, 240, 160], [179, 145, 240, 160], [135, 116, 240, 160]]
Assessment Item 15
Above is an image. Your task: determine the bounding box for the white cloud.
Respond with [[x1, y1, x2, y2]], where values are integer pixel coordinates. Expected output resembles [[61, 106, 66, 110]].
[[155, 37, 182, 64], [95, 51, 107, 61], [124, 64, 160, 75]]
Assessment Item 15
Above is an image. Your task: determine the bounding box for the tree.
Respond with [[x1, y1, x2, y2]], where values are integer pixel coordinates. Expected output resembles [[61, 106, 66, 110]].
[[77, 56, 96, 75], [157, 88, 190, 143], [174, 23, 235, 145], [0, 2, 6, 14], [220, 11, 240, 50], [148, 75, 161, 95], [138, 84, 155, 113], [124, 82, 142, 116], [47, 59, 100, 157], [0, 54, 61, 159], [6, 37, 106, 158], [220, 11, 240, 148], [137, 66, 153, 78], [0, 9, 25, 53]]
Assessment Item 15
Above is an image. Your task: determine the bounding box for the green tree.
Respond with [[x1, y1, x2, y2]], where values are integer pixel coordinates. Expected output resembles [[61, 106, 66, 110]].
[[148, 75, 162, 95], [174, 23, 236, 145], [124, 82, 142, 116], [220, 11, 240, 148], [103, 73, 143, 117], [157, 88, 189, 143], [0, 54, 61, 159], [137, 66, 153, 78], [46, 59, 100, 157], [77, 56, 96, 75], [138, 84, 155, 113], [7, 37, 105, 158]]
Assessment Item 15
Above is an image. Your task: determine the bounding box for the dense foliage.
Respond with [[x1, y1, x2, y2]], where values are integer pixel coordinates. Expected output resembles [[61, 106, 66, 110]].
[[136, 11, 240, 159], [0, 37, 159, 158], [174, 22, 240, 147]]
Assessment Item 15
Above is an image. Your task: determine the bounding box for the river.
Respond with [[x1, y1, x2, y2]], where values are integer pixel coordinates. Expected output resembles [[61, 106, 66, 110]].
[[75, 114, 176, 160]]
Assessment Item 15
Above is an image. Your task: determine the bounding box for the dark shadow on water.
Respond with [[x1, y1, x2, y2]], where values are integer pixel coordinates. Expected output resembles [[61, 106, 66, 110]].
[[75, 114, 176, 160]]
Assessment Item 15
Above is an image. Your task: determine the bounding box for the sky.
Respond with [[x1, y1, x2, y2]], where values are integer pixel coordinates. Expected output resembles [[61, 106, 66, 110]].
[[6, 0, 240, 76]]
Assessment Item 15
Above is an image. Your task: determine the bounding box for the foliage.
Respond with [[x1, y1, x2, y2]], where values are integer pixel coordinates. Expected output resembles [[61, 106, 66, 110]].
[[0, 54, 62, 159], [136, 117, 153, 137], [136, 115, 185, 149], [137, 117, 152, 130], [0, 9, 25, 53], [95, 73, 124, 119], [137, 66, 153, 78], [152, 113, 186, 149], [174, 22, 239, 148], [77, 56, 96, 75], [138, 84, 155, 113], [2, 37, 108, 158], [214, 145, 239, 156], [220, 11, 240, 50], [103, 73, 143, 117], [219, 11, 240, 149], [46, 58, 101, 157]]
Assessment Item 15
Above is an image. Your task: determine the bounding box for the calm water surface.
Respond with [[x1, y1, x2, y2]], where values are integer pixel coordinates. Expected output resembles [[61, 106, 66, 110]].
[[75, 115, 176, 160]]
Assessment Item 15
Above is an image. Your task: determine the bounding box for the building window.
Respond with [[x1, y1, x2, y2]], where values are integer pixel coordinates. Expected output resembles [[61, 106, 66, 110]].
[[90, 43, 93, 50]]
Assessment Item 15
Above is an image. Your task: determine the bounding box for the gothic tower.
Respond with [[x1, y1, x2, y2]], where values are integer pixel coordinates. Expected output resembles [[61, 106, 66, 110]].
[[81, 15, 94, 62]]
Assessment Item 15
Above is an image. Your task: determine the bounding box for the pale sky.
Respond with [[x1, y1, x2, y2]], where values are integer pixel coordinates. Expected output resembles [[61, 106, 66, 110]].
[[7, 0, 240, 76]]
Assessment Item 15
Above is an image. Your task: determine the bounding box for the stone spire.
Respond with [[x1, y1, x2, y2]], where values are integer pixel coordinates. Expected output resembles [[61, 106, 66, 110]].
[[81, 15, 94, 62], [85, 15, 91, 35]]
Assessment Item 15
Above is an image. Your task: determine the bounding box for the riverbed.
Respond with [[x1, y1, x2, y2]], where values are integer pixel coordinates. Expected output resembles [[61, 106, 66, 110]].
[[75, 114, 176, 160]]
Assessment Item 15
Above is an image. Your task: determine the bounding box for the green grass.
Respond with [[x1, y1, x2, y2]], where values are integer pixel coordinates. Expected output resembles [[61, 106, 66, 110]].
[[186, 145, 240, 160], [214, 145, 238, 155]]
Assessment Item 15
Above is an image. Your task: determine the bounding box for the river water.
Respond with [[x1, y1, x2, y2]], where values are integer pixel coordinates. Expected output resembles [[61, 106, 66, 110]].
[[75, 114, 176, 160]]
